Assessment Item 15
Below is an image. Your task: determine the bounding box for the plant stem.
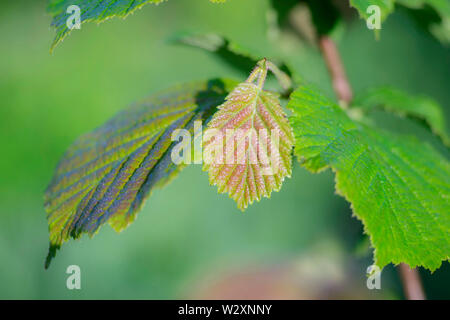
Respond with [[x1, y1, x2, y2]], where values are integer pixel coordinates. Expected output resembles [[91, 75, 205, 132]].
[[318, 36, 353, 104], [398, 263, 426, 300], [316, 35, 426, 301]]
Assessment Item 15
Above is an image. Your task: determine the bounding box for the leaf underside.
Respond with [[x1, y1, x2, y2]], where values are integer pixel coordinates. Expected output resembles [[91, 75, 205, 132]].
[[48, 0, 165, 51], [203, 82, 294, 210], [288, 84, 450, 271], [44, 79, 236, 268]]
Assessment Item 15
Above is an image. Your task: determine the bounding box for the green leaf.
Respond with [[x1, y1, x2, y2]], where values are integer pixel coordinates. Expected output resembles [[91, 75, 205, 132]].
[[396, 0, 450, 44], [44, 79, 236, 268], [203, 60, 294, 210], [306, 0, 341, 36], [173, 33, 260, 74], [349, 0, 395, 23], [269, 0, 340, 34], [396, 0, 450, 16], [47, 0, 226, 51], [288, 84, 450, 271], [48, 0, 165, 51], [349, 0, 450, 43], [173, 33, 298, 89], [268, 0, 345, 46], [353, 86, 449, 146]]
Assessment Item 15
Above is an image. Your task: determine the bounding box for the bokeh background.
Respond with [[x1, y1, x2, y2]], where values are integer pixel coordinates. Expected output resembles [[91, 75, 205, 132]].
[[0, 0, 449, 299]]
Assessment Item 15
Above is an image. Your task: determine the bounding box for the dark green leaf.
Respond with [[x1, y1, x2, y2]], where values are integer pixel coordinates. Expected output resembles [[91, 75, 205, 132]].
[[47, 0, 227, 51], [396, 0, 450, 18], [349, 0, 395, 24], [268, 0, 342, 38], [173, 33, 259, 74], [349, 0, 450, 43], [44, 79, 236, 268], [173, 33, 298, 94], [48, 0, 166, 51]]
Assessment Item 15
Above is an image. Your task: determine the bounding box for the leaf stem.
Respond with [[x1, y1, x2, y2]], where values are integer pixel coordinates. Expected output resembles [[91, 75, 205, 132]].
[[398, 263, 426, 300], [318, 36, 353, 104], [257, 58, 268, 89], [246, 59, 268, 89]]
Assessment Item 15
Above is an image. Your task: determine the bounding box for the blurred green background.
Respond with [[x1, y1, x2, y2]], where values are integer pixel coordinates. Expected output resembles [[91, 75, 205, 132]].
[[0, 0, 449, 299]]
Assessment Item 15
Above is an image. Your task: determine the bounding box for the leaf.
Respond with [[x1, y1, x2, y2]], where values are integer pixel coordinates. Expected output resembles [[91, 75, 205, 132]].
[[173, 33, 260, 74], [47, 0, 165, 51], [349, 0, 450, 43], [44, 79, 236, 268], [349, 0, 395, 36], [396, 0, 450, 44], [352, 86, 449, 146], [288, 84, 450, 271], [269, 0, 340, 33], [350, 0, 395, 22], [203, 60, 295, 210], [47, 0, 226, 51], [173, 33, 298, 89]]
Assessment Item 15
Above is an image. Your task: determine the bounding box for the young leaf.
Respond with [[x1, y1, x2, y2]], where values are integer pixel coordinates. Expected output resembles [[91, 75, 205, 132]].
[[44, 79, 236, 268], [352, 87, 449, 146], [47, 0, 226, 51], [288, 84, 450, 271], [306, 0, 341, 36], [203, 60, 295, 210], [269, 0, 341, 33]]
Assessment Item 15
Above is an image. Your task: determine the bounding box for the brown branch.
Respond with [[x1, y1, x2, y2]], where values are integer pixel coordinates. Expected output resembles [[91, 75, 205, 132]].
[[318, 36, 353, 104], [398, 263, 426, 300]]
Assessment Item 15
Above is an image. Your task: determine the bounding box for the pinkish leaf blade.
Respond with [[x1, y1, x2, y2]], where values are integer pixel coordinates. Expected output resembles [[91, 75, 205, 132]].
[[203, 81, 294, 210]]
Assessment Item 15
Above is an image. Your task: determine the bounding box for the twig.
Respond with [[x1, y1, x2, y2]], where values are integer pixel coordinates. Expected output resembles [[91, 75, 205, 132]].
[[318, 36, 353, 104], [398, 263, 426, 300]]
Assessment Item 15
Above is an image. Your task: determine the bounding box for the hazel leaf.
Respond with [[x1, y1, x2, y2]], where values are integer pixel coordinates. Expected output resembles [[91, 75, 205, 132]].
[[203, 60, 295, 210]]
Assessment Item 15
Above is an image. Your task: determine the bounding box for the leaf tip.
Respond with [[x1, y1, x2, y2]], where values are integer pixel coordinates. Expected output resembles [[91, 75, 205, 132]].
[[44, 242, 60, 270]]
